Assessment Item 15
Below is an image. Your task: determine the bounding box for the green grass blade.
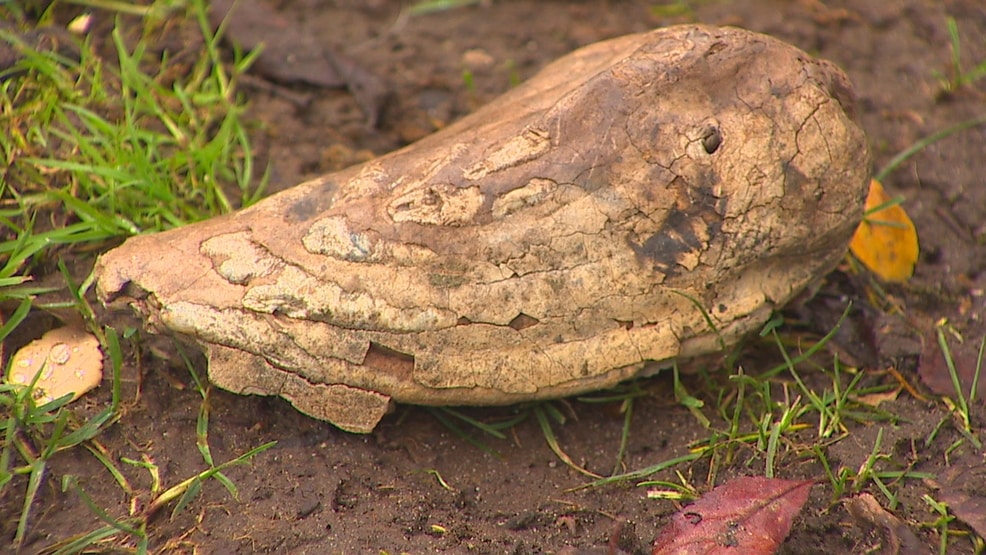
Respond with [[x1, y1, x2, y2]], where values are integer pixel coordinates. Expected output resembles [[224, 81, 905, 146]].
[[875, 114, 986, 181], [427, 408, 504, 456], [48, 524, 125, 555], [13, 459, 46, 550], [611, 398, 633, 476], [171, 476, 202, 519], [0, 298, 32, 340], [533, 406, 601, 479], [576, 452, 703, 490]]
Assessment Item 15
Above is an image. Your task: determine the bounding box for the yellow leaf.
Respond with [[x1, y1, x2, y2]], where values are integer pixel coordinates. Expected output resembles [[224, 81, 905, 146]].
[[5, 326, 103, 404], [849, 179, 919, 282]]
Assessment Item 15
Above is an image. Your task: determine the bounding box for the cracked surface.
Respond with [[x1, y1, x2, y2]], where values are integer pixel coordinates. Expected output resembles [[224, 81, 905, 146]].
[[93, 25, 869, 433]]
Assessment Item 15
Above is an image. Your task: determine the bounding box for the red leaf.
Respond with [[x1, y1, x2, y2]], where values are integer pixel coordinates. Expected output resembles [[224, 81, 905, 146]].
[[652, 477, 813, 555]]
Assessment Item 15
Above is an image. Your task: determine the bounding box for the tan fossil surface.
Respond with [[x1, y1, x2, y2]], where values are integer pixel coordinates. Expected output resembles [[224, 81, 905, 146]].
[[94, 24, 870, 433]]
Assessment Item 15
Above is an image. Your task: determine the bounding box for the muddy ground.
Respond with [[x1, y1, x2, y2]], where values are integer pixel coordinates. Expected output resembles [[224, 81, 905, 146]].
[[6, 0, 986, 553]]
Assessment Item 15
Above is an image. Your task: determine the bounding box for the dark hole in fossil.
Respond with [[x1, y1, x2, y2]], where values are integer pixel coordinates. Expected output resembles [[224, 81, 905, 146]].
[[508, 313, 540, 330], [363, 342, 415, 378], [701, 125, 722, 154], [615, 319, 634, 330], [457, 316, 473, 325], [119, 282, 149, 302]]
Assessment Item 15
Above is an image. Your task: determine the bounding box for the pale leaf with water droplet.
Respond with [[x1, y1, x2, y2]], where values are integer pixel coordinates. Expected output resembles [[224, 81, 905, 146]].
[[5, 327, 103, 404]]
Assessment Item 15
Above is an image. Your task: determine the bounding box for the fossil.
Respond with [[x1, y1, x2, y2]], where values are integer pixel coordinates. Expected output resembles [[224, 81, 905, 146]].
[[95, 25, 870, 433]]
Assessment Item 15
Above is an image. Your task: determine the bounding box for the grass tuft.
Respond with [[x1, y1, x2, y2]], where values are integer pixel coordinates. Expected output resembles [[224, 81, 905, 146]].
[[0, 0, 273, 549], [937, 16, 986, 93], [1, 0, 264, 278]]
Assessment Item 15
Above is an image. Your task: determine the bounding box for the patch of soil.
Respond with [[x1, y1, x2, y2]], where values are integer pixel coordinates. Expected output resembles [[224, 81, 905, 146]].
[[6, 1, 986, 553]]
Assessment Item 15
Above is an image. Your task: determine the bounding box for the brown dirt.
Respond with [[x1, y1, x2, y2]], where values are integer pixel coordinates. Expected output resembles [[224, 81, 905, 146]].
[[6, 1, 986, 553]]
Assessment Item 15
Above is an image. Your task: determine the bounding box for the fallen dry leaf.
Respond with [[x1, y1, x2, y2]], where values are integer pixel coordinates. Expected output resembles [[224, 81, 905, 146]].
[[849, 179, 919, 282], [208, 0, 390, 126], [652, 476, 812, 555], [938, 454, 986, 541], [852, 387, 901, 407], [845, 493, 925, 555], [917, 331, 986, 403], [5, 326, 103, 404], [787, 271, 880, 369]]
